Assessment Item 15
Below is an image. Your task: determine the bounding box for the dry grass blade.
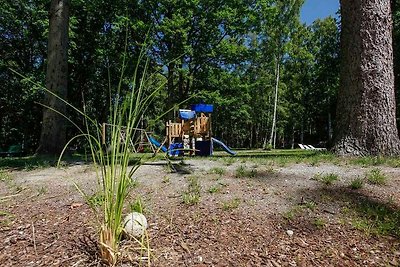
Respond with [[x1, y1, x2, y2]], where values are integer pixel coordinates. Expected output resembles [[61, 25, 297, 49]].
[[99, 226, 118, 266]]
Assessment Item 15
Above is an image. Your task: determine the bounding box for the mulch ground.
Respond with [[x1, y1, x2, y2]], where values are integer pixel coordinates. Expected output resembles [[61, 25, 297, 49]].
[[1, 160, 400, 266]]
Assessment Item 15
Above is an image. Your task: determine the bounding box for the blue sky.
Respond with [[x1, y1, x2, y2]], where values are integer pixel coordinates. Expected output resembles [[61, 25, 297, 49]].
[[300, 0, 340, 25]]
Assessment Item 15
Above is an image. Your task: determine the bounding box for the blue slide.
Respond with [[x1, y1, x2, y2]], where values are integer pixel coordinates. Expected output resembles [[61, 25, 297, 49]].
[[211, 137, 237, 156], [148, 136, 168, 152]]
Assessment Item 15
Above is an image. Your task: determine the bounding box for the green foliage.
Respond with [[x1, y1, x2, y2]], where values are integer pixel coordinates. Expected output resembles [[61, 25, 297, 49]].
[[282, 210, 295, 220], [36, 186, 47, 196], [350, 200, 400, 237], [208, 182, 227, 194], [366, 168, 387, 185], [351, 156, 387, 167], [208, 185, 220, 194], [0, 170, 12, 182], [182, 176, 201, 205], [282, 205, 303, 221], [87, 192, 105, 209], [313, 217, 326, 229], [129, 197, 145, 213], [301, 200, 317, 211], [222, 157, 236, 166], [0, 155, 56, 171], [1, 0, 48, 152], [235, 165, 257, 178], [312, 173, 339, 186], [222, 198, 241, 211], [2, 0, 341, 153], [0, 211, 14, 226], [209, 167, 226, 176], [350, 178, 364, 190], [162, 175, 170, 184]]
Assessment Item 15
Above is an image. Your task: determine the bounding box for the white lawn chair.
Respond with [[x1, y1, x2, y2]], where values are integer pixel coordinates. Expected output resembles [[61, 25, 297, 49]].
[[308, 145, 327, 151]]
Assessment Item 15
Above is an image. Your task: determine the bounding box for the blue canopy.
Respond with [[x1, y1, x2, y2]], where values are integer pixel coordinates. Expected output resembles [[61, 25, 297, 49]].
[[179, 109, 196, 120]]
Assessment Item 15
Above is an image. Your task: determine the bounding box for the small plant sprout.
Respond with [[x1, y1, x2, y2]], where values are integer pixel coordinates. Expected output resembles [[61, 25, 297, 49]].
[[366, 168, 387, 185], [86, 192, 104, 209], [302, 200, 317, 211], [223, 157, 235, 166], [283, 210, 295, 220], [312, 173, 339, 186], [162, 175, 170, 184], [249, 168, 257, 178], [36, 186, 48, 196], [313, 217, 326, 229], [235, 165, 257, 178], [209, 167, 226, 176], [208, 185, 221, 194], [282, 205, 303, 221], [350, 177, 364, 190], [129, 197, 145, 213], [182, 176, 201, 205], [0, 211, 14, 226], [0, 170, 12, 183], [235, 165, 246, 178], [222, 198, 241, 211]]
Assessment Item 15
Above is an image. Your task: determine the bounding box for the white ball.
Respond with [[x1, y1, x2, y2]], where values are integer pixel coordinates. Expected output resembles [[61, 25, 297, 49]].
[[123, 212, 148, 238]]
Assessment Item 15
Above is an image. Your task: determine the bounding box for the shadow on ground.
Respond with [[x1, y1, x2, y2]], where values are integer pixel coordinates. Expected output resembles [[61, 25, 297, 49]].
[[295, 186, 400, 239]]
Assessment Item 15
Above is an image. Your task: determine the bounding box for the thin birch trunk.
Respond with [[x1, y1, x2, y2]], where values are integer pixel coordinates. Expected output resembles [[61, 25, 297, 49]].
[[269, 60, 280, 148]]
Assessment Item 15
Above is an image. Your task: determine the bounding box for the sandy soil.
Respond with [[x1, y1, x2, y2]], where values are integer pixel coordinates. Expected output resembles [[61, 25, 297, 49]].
[[1, 158, 400, 266]]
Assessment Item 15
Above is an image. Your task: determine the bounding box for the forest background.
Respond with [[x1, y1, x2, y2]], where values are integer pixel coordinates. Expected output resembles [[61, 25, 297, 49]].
[[1, 0, 399, 153]]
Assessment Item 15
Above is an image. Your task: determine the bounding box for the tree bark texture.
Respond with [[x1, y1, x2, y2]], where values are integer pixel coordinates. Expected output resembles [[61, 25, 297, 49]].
[[334, 0, 400, 156], [36, 0, 70, 155]]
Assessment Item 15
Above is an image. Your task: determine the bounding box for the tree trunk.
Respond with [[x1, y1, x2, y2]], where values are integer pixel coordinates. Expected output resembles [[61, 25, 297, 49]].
[[36, 0, 70, 155], [291, 125, 295, 149], [300, 120, 304, 144], [328, 112, 333, 141], [334, 0, 400, 156], [269, 61, 280, 148], [167, 61, 175, 117], [263, 94, 272, 149]]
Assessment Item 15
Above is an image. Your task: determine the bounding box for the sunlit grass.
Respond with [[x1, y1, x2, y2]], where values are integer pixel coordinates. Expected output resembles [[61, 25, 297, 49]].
[[221, 197, 241, 211], [182, 176, 201, 205], [312, 173, 339, 186], [366, 168, 387, 185], [350, 177, 364, 190]]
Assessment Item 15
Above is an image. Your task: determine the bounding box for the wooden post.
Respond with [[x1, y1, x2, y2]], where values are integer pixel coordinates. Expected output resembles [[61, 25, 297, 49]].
[[167, 120, 171, 146], [209, 114, 212, 140]]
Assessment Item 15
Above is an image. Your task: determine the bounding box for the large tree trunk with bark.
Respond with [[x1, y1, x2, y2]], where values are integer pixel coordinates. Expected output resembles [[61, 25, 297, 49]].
[[36, 0, 70, 155], [334, 0, 400, 156]]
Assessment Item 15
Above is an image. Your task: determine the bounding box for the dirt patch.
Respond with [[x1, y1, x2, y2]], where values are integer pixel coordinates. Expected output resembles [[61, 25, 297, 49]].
[[1, 159, 400, 266]]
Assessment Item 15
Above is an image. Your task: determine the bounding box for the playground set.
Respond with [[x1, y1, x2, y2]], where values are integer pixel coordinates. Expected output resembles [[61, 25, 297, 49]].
[[102, 103, 236, 156]]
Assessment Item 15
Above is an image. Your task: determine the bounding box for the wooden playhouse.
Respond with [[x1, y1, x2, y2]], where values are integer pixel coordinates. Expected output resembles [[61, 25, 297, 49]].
[[166, 104, 213, 156]]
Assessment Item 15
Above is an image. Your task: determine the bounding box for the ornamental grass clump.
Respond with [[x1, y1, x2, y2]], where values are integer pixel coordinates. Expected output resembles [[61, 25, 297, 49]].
[[15, 46, 160, 265], [74, 53, 158, 265]]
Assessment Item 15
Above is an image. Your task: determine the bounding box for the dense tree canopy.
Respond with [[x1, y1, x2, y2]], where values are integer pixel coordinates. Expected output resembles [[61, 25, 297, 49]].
[[2, 0, 400, 154]]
